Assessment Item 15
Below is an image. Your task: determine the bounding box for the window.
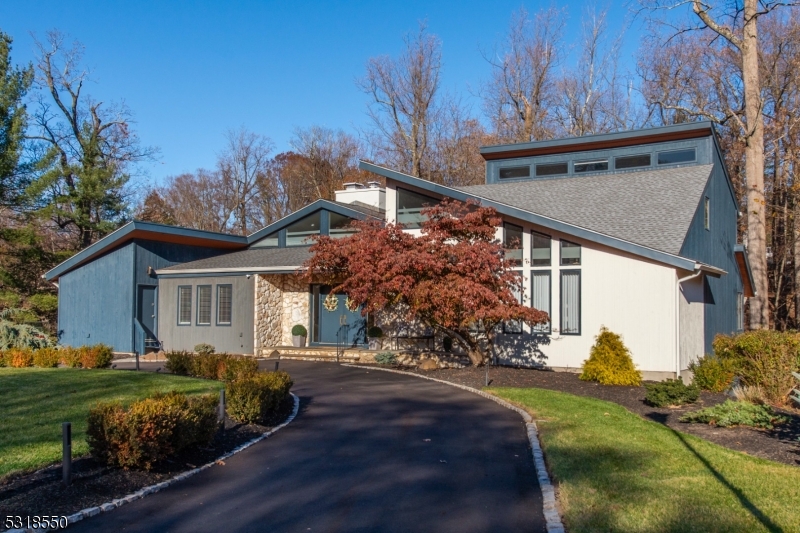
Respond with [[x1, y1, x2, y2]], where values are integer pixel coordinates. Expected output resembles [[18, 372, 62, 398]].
[[196, 285, 211, 325], [532, 232, 551, 266], [658, 148, 696, 165], [397, 188, 440, 229], [329, 212, 357, 239], [535, 162, 568, 177], [217, 285, 232, 325], [560, 240, 581, 265], [499, 165, 530, 180], [736, 292, 744, 331], [560, 271, 581, 334], [504, 274, 524, 334], [532, 271, 551, 333], [178, 286, 192, 325], [286, 211, 321, 246], [704, 197, 710, 230], [504, 222, 523, 266], [615, 154, 651, 169], [260, 231, 279, 247], [574, 159, 609, 173]]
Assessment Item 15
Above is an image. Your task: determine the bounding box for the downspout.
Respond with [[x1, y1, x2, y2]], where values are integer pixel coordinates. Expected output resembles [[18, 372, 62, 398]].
[[676, 268, 703, 379]]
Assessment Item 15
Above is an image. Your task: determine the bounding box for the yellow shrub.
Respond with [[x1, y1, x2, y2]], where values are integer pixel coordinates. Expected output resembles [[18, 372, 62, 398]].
[[33, 347, 61, 368], [580, 327, 642, 386], [8, 348, 34, 368]]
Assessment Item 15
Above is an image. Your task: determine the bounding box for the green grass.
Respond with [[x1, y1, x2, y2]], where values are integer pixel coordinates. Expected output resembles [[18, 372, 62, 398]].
[[491, 387, 800, 533], [0, 368, 223, 480]]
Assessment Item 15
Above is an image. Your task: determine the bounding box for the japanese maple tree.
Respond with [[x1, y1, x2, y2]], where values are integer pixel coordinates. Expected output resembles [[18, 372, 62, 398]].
[[303, 198, 549, 366]]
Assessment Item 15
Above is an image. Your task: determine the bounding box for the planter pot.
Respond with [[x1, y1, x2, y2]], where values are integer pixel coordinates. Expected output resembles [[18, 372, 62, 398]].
[[368, 338, 382, 351], [292, 335, 307, 348]]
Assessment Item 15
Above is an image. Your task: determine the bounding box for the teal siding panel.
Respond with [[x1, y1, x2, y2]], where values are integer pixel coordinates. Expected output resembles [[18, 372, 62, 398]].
[[679, 140, 743, 353], [58, 243, 135, 351]]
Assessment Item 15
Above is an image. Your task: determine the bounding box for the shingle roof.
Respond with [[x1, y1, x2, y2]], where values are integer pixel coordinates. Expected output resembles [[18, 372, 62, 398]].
[[159, 246, 311, 273], [453, 165, 713, 255]]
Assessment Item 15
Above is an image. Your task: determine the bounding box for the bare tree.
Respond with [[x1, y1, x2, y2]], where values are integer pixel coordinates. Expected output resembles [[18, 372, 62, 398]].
[[483, 7, 565, 143], [27, 31, 154, 249], [158, 170, 236, 233], [217, 128, 274, 235], [359, 23, 442, 178]]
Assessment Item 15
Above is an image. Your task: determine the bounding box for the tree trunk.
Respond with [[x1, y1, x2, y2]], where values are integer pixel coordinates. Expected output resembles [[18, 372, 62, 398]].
[[742, 0, 769, 329]]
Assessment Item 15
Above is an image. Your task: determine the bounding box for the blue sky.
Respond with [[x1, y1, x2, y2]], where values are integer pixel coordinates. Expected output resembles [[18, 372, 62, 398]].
[[2, 1, 648, 185]]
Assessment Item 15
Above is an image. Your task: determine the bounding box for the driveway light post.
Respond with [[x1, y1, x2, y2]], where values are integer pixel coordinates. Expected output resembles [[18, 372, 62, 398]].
[[62, 422, 71, 486]]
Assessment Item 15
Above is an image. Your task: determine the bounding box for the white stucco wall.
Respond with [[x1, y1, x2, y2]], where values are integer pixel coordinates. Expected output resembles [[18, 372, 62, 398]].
[[385, 179, 683, 376]]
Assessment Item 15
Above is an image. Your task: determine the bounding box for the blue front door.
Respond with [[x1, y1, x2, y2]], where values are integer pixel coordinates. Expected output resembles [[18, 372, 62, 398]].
[[311, 285, 366, 346]]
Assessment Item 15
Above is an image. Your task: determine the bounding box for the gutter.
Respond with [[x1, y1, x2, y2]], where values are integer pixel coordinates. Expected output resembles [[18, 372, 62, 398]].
[[155, 266, 305, 276]]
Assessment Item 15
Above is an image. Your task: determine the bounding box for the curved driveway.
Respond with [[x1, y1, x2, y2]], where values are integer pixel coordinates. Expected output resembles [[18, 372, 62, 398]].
[[70, 361, 545, 533]]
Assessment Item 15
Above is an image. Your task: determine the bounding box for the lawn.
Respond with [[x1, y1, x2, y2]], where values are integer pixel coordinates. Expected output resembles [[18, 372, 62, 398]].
[[0, 368, 223, 480], [491, 387, 800, 533]]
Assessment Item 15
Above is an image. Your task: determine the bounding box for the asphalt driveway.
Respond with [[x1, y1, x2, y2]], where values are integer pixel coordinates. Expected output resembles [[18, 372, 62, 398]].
[[69, 361, 545, 532]]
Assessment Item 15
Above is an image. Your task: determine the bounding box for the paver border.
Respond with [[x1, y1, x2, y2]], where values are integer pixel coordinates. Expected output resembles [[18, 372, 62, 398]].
[[344, 364, 565, 533], [6, 393, 300, 533]]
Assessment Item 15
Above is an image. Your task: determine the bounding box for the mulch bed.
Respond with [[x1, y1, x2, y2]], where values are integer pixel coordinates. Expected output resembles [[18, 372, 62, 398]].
[[404, 365, 800, 467], [0, 396, 295, 521]]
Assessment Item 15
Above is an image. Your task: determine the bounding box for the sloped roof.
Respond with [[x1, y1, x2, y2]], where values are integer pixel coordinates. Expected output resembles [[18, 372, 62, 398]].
[[158, 246, 311, 274], [453, 165, 713, 256]]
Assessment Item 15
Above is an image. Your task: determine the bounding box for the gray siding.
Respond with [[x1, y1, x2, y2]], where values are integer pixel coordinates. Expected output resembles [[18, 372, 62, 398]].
[[56, 239, 236, 353], [58, 243, 136, 351], [679, 139, 743, 353], [157, 275, 255, 355]]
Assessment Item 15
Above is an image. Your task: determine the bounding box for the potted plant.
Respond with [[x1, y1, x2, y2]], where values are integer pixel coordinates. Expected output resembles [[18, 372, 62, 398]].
[[291, 324, 307, 347], [367, 326, 383, 350]]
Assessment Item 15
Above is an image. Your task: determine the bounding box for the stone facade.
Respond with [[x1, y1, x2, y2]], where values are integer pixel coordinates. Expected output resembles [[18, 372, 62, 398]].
[[254, 275, 283, 352], [254, 273, 314, 353]]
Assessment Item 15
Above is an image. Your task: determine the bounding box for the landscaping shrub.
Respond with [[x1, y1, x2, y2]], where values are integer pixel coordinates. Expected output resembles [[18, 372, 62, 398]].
[[87, 390, 219, 470], [7, 348, 34, 367], [226, 371, 293, 424], [79, 344, 114, 369], [689, 354, 737, 392], [219, 355, 259, 382], [59, 346, 82, 368], [192, 352, 229, 380], [644, 378, 700, 407], [0, 319, 52, 350], [580, 327, 642, 386], [713, 330, 800, 405], [165, 350, 194, 375], [679, 399, 789, 429], [291, 324, 307, 337], [194, 343, 216, 355], [375, 351, 397, 365], [33, 347, 61, 368]]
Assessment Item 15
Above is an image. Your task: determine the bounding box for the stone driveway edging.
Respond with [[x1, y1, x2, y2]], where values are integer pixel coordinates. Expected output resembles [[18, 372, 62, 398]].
[[344, 364, 565, 533], [6, 393, 300, 533]]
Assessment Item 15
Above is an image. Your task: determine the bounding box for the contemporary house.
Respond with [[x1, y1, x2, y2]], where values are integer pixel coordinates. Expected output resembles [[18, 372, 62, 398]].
[[45, 121, 753, 380]]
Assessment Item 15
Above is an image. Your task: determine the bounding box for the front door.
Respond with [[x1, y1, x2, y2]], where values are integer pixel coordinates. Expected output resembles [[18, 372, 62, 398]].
[[311, 285, 366, 346], [137, 285, 157, 338]]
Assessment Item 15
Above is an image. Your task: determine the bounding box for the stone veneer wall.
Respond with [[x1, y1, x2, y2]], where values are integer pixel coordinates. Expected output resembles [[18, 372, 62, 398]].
[[254, 274, 312, 353], [280, 275, 310, 346], [254, 275, 283, 352]]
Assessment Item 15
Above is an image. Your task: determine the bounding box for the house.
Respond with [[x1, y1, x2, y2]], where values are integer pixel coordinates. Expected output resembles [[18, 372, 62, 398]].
[[44, 121, 753, 380]]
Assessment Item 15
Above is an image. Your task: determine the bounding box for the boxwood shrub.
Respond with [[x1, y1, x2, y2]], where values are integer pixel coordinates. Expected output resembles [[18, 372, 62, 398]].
[[226, 371, 293, 424], [87, 390, 219, 470]]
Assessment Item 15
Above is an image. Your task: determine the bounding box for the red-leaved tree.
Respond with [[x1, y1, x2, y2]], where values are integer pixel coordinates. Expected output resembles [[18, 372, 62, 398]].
[[303, 199, 549, 366]]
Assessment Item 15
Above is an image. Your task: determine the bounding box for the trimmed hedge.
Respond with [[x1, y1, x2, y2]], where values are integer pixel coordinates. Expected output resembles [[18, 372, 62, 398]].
[[32, 347, 61, 368], [226, 371, 293, 424], [164, 351, 259, 382], [87, 391, 219, 470], [0, 344, 114, 369]]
